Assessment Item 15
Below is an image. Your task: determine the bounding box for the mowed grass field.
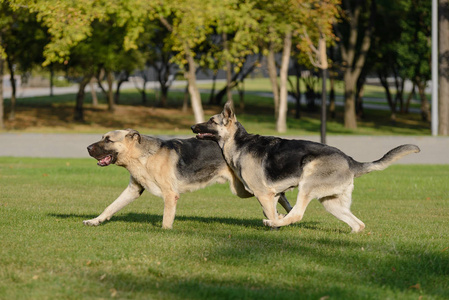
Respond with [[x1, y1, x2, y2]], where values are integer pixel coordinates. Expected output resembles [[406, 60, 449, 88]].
[[0, 157, 448, 299]]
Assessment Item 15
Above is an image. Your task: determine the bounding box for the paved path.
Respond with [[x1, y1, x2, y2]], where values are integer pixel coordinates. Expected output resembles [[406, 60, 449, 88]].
[[0, 133, 447, 164]]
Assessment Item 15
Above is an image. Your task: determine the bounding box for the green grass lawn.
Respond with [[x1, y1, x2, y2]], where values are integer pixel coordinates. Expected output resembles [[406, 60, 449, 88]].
[[0, 157, 448, 299]]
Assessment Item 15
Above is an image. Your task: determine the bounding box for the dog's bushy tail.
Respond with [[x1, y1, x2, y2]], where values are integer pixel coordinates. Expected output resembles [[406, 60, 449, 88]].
[[352, 144, 420, 177]]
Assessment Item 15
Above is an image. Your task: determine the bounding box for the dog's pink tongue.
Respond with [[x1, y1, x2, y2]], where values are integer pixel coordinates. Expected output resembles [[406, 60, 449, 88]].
[[98, 156, 112, 166]]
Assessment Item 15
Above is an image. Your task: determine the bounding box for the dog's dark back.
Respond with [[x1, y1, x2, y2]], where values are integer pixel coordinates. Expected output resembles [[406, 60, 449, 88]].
[[233, 122, 354, 181], [162, 138, 226, 183]]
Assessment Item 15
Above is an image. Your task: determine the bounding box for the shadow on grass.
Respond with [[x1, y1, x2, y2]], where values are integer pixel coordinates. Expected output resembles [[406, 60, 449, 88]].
[[88, 271, 357, 300], [79, 230, 449, 300], [47, 212, 449, 299], [48, 212, 320, 231]]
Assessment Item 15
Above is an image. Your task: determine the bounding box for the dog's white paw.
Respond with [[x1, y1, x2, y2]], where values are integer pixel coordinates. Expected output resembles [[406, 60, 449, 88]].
[[263, 219, 273, 227], [351, 223, 365, 233], [83, 218, 102, 226]]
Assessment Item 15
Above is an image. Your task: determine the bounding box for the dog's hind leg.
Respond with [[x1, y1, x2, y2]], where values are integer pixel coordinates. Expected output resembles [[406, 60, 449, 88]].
[[161, 192, 180, 229], [319, 186, 365, 233], [278, 193, 292, 213]]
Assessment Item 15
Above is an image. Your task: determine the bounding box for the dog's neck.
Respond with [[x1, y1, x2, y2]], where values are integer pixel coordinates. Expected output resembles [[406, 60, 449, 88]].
[[219, 121, 243, 147], [221, 122, 251, 161], [234, 121, 249, 136], [116, 137, 160, 168]]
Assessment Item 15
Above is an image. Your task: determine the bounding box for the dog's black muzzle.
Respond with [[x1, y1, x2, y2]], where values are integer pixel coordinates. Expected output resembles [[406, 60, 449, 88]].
[[87, 144, 95, 156], [87, 143, 117, 167], [191, 123, 217, 140]]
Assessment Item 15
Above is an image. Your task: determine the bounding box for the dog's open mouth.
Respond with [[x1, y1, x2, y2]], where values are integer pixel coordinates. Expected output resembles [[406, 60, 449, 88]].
[[97, 155, 113, 167], [196, 133, 214, 139]]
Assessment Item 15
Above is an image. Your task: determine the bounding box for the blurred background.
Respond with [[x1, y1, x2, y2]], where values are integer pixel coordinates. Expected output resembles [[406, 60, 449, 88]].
[[0, 0, 448, 137]]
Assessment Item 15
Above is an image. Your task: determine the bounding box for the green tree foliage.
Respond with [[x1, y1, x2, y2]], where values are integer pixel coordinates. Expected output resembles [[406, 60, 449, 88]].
[[205, 0, 260, 106], [0, 3, 46, 121], [136, 21, 175, 107], [254, 0, 339, 132], [396, 0, 432, 121], [9, 0, 435, 134], [157, 0, 225, 123], [336, 0, 375, 129], [370, 0, 405, 118]]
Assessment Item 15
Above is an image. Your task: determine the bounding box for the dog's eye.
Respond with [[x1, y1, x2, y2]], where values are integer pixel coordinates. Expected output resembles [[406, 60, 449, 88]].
[[105, 137, 113, 143]]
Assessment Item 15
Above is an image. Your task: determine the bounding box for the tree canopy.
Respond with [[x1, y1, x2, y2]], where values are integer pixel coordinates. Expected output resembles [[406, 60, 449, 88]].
[[0, 0, 441, 133]]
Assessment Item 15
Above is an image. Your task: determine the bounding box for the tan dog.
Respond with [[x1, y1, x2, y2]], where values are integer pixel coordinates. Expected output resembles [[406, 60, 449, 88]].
[[86, 129, 292, 229], [192, 103, 420, 232]]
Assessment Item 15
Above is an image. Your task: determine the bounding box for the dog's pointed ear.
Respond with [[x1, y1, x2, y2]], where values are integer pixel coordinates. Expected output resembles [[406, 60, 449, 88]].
[[125, 129, 141, 143], [222, 102, 236, 124]]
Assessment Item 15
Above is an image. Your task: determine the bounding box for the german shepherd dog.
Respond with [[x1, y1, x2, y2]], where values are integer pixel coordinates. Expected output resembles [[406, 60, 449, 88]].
[[191, 103, 420, 232], [86, 129, 292, 229]]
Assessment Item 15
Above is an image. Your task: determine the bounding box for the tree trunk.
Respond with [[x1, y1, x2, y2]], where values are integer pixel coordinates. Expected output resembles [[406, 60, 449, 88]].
[[356, 83, 365, 119], [321, 69, 327, 144], [225, 62, 233, 105], [378, 71, 396, 119], [329, 74, 336, 119], [141, 82, 147, 105], [291, 62, 301, 119], [438, 0, 449, 135], [276, 29, 292, 133], [208, 70, 218, 104], [417, 81, 431, 122], [114, 73, 128, 105], [393, 68, 404, 113], [185, 49, 204, 123], [160, 85, 169, 107], [50, 64, 54, 97], [7, 56, 16, 121], [295, 75, 301, 119], [318, 36, 329, 144], [303, 76, 317, 111], [339, 0, 374, 129], [0, 52, 4, 129], [343, 71, 357, 129], [182, 84, 189, 113], [89, 78, 98, 106], [238, 80, 245, 111], [404, 83, 415, 114], [213, 55, 260, 105], [74, 76, 91, 122], [132, 71, 148, 105], [106, 70, 115, 112], [157, 65, 169, 107], [267, 45, 280, 118], [329, 45, 336, 119], [356, 70, 367, 119]]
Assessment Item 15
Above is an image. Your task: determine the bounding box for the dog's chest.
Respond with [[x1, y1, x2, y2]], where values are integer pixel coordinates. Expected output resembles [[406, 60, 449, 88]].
[[127, 163, 164, 197]]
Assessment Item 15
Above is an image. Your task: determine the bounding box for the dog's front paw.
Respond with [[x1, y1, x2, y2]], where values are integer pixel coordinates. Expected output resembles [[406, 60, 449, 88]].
[[83, 218, 102, 226], [263, 219, 273, 227], [263, 219, 281, 231]]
